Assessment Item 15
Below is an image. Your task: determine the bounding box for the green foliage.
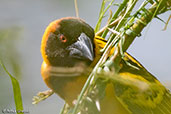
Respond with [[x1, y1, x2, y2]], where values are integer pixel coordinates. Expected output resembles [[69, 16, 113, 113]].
[[0, 61, 23, 114], [0, 27, 23, 113], [95, 0, 115, 33]]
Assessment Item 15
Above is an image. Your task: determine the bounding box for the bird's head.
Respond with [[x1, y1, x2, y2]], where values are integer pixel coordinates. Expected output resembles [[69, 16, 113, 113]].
[[41, 17, 95, 69]]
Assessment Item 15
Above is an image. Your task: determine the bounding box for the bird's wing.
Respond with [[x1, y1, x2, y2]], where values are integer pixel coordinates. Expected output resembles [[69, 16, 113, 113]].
[[94, 36, 171, 114]]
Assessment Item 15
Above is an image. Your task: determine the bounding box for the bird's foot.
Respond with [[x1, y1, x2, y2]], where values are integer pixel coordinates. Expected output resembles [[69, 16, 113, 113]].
[[32, 89, 54, 104]]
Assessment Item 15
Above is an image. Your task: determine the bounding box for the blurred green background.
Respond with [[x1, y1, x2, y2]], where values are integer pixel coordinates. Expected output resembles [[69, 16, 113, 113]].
[[0, 0, 170, 114]]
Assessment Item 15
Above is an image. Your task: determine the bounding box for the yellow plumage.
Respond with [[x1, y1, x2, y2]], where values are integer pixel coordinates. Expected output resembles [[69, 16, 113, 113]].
[[92, 35, 171, 114]]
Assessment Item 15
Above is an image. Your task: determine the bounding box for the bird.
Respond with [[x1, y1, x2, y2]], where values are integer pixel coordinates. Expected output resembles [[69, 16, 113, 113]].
[[41, 17, 95, 106], [40, 17, 171, 114]]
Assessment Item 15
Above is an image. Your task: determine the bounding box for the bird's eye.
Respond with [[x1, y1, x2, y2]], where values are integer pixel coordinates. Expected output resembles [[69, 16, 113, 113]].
[[60, 35, 67, 43]]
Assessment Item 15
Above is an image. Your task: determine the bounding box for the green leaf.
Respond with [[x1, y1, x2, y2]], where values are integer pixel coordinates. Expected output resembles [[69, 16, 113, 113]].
[[95, 0, 106, 33], [0, 60, 23, 114], [95, 0, 115, 33]]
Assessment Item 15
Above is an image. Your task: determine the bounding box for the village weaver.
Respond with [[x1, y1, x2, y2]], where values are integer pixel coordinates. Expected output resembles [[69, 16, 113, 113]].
[[40, 17, 171, 114]]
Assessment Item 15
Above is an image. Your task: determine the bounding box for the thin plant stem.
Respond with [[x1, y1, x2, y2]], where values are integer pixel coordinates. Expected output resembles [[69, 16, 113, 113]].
[[74, 0, 79, 17], [101, 0, 138, 53], [101, 0, 130, 38], [95, 0, 115, 33]]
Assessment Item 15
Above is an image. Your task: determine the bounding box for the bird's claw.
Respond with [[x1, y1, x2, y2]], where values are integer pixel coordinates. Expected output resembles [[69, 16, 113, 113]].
[[32, 89, 54, 104]]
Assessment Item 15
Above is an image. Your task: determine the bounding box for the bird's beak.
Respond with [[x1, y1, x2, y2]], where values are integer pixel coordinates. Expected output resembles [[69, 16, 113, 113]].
[[67, 33, 94, 62]]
